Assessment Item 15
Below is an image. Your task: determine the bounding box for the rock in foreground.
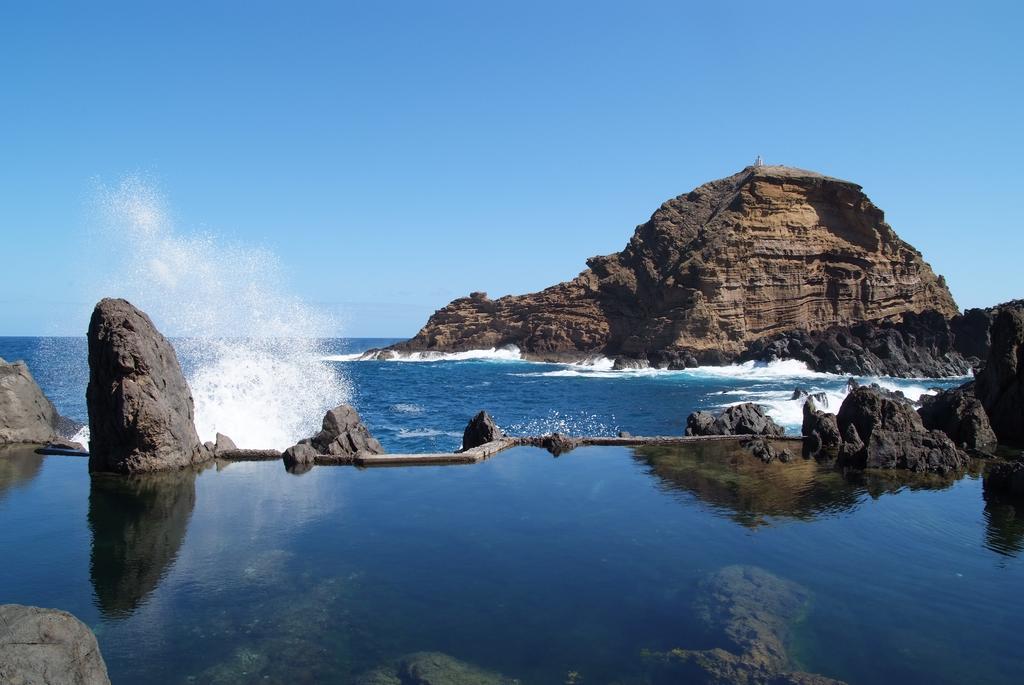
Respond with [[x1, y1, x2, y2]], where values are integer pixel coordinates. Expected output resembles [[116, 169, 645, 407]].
[[0, 604, 111, 684], [393, 166, 958, 375], [86, 298, 208, 474], [976, 307, 1024, 445], [0, 358, 61, 444]]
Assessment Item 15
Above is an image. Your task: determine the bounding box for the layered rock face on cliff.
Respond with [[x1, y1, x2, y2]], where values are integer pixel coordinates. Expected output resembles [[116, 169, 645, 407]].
[[395, 166, 958, 366]]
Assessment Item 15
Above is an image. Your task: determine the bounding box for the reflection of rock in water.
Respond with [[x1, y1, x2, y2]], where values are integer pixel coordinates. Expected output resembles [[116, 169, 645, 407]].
[[88, 468, 197, 617], [634, 442, 862, 527], [355, 652, 517, 685], [646, 565, 845, 684], [982, 492, 1024, 557], [0, 445, 45, 502]]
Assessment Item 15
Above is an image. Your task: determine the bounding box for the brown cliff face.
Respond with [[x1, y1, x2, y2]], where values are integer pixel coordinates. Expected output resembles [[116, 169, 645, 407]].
[[395, 166, 958, 362]]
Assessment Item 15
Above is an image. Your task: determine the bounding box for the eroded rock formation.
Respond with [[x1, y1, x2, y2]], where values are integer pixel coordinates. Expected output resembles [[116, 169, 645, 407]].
[[394, 166, 959, 372], [0, 357, 61, 444], [86, 298, 209, 473]]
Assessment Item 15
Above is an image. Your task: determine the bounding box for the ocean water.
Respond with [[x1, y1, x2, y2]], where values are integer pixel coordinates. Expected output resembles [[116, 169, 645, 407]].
[[2, 336, 1022, 684], [0, 337, 962, 453]]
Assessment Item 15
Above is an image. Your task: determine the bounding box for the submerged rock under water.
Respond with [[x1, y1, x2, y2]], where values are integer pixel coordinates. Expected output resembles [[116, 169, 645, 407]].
[[354, 651, 518, 685], [645, 565, 845, 684]]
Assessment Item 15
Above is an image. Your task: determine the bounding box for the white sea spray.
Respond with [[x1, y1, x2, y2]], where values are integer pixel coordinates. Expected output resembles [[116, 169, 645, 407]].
[[90, 175, 349, 449]]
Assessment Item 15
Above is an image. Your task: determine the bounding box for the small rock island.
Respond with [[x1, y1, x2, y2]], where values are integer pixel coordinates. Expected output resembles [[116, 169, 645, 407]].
[[389, 165, 985, 377]]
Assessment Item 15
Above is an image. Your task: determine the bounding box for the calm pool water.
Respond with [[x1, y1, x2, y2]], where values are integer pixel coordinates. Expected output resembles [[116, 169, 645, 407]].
[[1, 443, 1021, 684]]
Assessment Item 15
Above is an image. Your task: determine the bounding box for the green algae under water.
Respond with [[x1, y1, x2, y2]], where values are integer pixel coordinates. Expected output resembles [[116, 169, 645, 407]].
[[1, 443, 1022, 684]]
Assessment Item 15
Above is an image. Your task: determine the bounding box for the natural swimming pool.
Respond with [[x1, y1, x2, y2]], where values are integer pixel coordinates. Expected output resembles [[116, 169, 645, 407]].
[[1, 442, 1021, 684]]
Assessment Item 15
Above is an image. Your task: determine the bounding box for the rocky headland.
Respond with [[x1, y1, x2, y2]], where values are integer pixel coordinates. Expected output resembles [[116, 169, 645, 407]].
[[388, 165, 981, 377]]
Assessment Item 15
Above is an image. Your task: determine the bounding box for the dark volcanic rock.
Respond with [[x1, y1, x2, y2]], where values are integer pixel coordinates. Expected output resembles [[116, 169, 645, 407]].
[[298, 404, 383, 463], [0, 604, 111, 684], [976, 307, 1024, 445], [0, 357, 61, 444], [282, 443, 318, 472], [686, 411, 719, 436], [686, 403, 785, 437], [461, 410, 504, 450], [740, 309, 975, 378], [522, 432, 581, 456], [836, 386, 925, 447], [801, 398, 842, 459], [836, 386, 967, 473], [86, 298, 208, 474], [918, 383, 997, 452], [393, 166, 957, 371], [864, 429, 968, 474], [646, 565, 846, 685], [983, 461, 1024, 497], [612, 356, 650, 370]]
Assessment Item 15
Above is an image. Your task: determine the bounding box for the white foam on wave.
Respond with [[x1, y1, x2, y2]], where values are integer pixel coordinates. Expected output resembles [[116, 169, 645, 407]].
[[92, 176, 349, 450], [681, 359, 838, 381], [718, 380, 943, 433], [72, 425, 91, 446], [515, 357, 842, 381], [394, 428, 462, 439], [332, 345, 524, 363], [389, 403, 425, 414], [321, 353, 365, 362]]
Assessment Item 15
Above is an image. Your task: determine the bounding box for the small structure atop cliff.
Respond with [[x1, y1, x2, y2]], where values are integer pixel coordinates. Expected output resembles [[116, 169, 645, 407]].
[[393, 165, 959, 366]]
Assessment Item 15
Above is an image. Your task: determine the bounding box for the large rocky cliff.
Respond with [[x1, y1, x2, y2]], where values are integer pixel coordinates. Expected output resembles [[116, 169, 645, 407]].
[[394, 165, 959, 367]]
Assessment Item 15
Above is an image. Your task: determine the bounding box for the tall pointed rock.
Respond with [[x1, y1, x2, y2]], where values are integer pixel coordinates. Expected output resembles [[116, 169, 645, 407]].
[[86, 298, 209, 473]]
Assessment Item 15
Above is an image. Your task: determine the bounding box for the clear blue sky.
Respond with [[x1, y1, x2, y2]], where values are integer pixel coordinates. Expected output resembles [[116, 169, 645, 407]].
[[2, 1, 1021, 336]]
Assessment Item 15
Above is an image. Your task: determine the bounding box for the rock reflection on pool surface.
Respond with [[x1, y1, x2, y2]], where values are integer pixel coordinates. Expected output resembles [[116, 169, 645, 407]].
[[0, 444, 1021, 684], [633, 440, 862, 527], [88, 468, 198, 617]]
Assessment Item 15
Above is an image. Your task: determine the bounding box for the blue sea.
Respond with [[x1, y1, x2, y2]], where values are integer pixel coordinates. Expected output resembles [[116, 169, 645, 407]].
[[2, 336, 1022, 684], [0, 337, 961, 452]]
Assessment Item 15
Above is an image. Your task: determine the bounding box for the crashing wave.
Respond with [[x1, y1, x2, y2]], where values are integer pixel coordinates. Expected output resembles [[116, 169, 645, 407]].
[[325, 345, 523, 363]]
